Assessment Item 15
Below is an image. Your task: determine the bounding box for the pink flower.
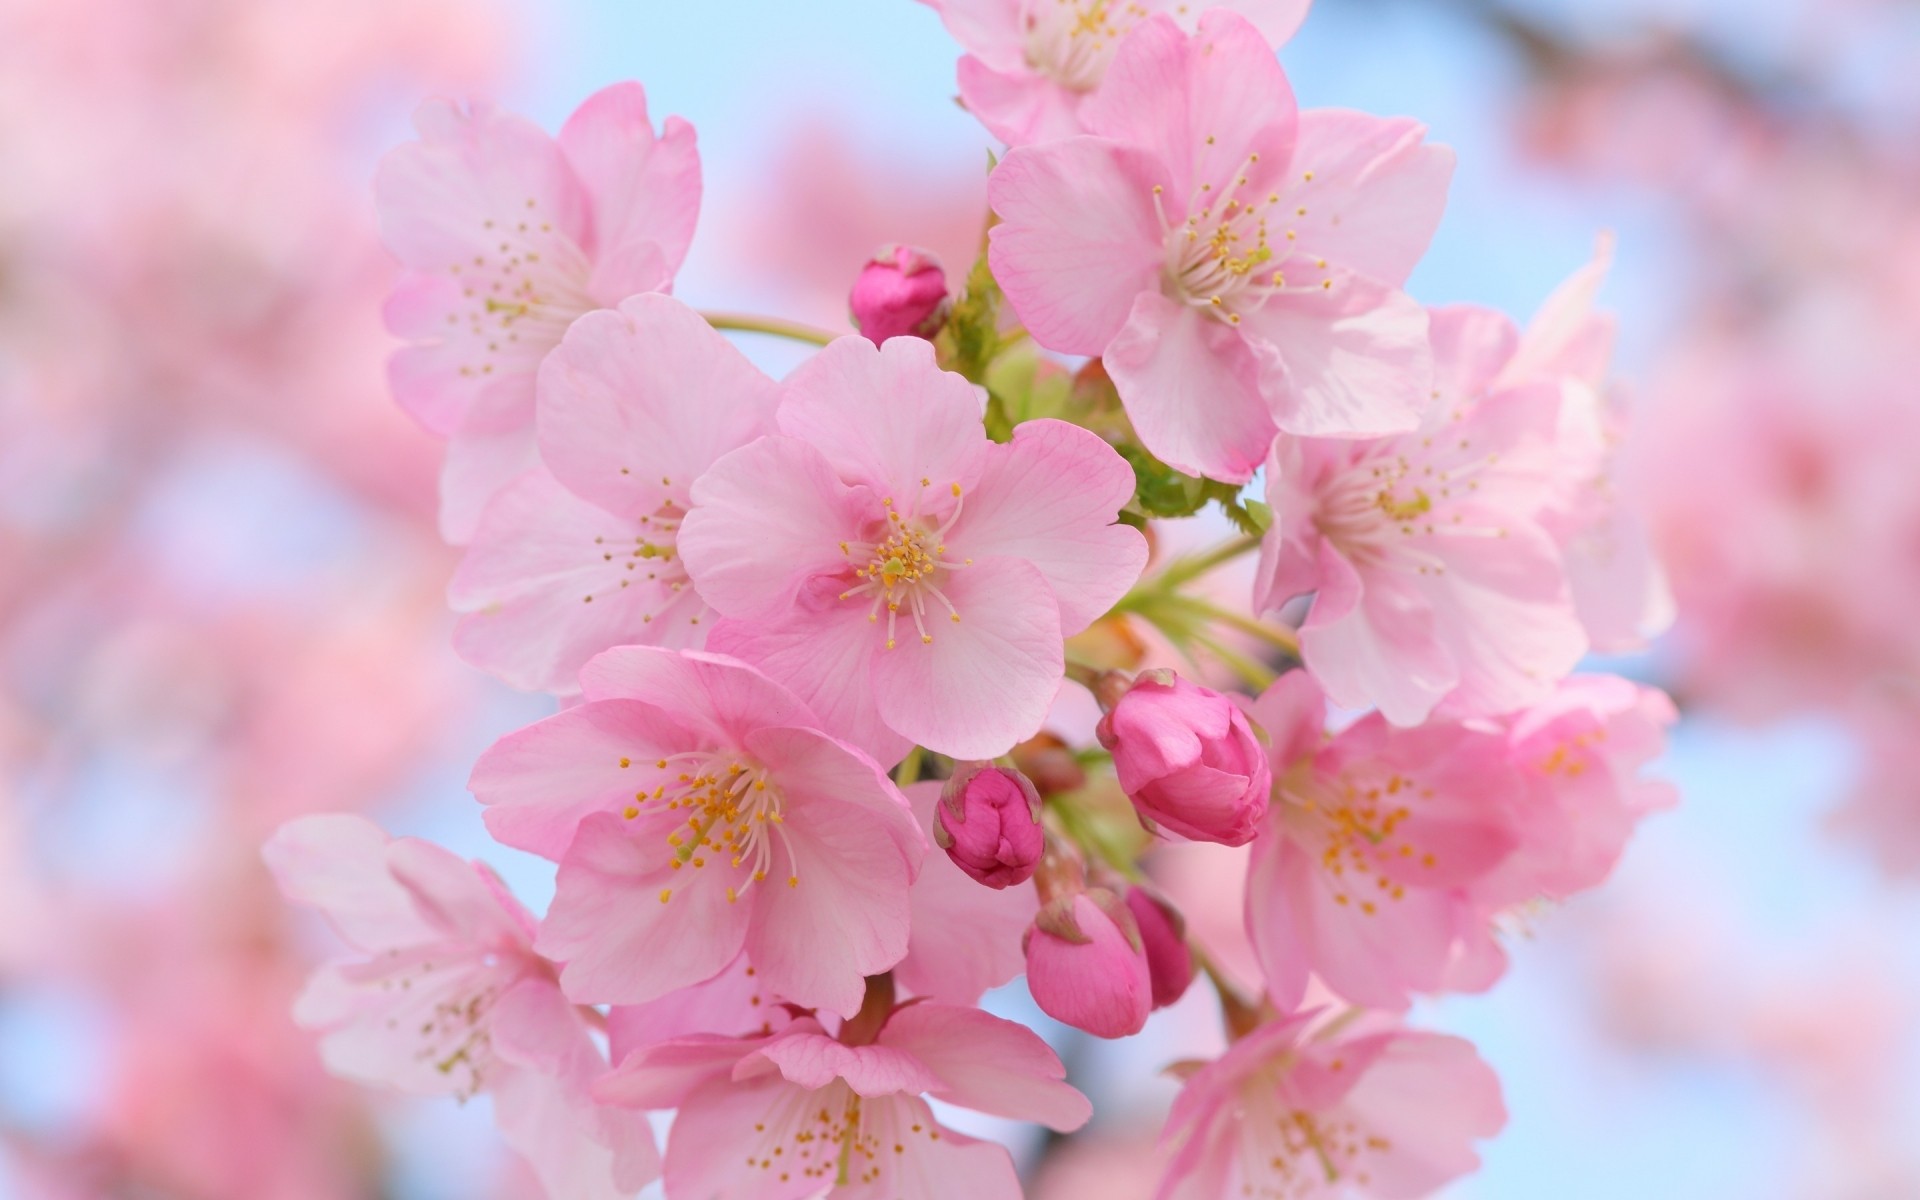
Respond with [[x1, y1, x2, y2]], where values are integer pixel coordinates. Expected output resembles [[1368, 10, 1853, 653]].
[[850, 243, 951, 343], [1242, 671, 1522, 1010], [448, 294, 780, 693], [596, 1002, 1091, 1199], [988, 11, 1451, 482], [921, 0, 1312, 146], [1254, 304, 1590, 726], [1096, 669, 1271, 846], [1159, 1011, 1505, 1200], [375, 82, 701, 540], [933, 762, 1047, 888], [468, 647, 924, 1017], [898, 781, 1039, 1005], [262, 814, 658, 1200], [678, 335, 1147, 763], [1503, 237, 1674, 653], [1124, 885, 1196, 1009], [1025, 889, 1153, 1037], [1480, 674, 1677, 905]]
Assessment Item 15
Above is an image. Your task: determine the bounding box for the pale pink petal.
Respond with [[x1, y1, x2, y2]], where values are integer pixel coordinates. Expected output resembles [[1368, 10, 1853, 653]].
[[706, 606, 911, 769], [263, 815, 439, 951], [952, 419, 1147, 632], [744, 793, 917, 1018], [300, 953, 523, 1098], [470, 700, 695, 859], [1080, 12, 1297, 200], [776, 335, 990, 501], [896, 782, 1034, 1006], [1241, 270, 1431, 438], [747, 725, 924, 867], [868, 556, 1065, 760], [537, 294, 778, 519], [1283, 837, 1457, 1009], [384, 837, 531, 949], [595, 1032, 761, 1109], [987, 138, 1170, 354], [1203, 0, 1313, 44], [1426, 523, 1587, 719], [383, 274, 526, 436], [1243, 669, 1328, 771], [957, 55, 1090, 145], [752, 1030, 943, 1096], [836, 1097, 1023, 1200], [538, 813, 751, 1004], [920, 0, 1025, 69], [439, 422, 540, 546], [1106, 291, 1279, 483], [1504, 233, 1615, 390], [877, 1004, 1091, 1132], [1335, 1033, 1506, 1195], [556, 83, 701, 302], [663, 1075, 843, 1200], [1429, 304, 1520, 403], [451, 470, 708, 694], [1242, 835, 1312, 1012], [1294, 538, 1455, 726], [679, 436, 871, 620], [577, 646, 821, 749], [489, 979, 661, 1200], [1276, 110, 1453, 288], [607, 953, 790, 1061]]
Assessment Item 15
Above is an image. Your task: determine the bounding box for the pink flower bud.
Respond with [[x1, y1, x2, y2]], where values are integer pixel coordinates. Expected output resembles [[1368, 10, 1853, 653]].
[[1095, 670, 1271, 846], [1123, 885, 1194, 1009], [849, 244, 950, 343], [1023, 890, 1151, 1038], [933, 763, 1045, 889]]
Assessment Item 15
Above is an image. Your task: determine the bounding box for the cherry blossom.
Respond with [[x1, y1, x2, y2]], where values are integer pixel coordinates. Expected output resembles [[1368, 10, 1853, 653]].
[[1159, 1010, 1505, 1200], [376, 82, 701, 540], [679, 334, 1146, 763], [262, 814, 658, 1200], [468, 646, 924, 1017], [921, 0, 1312, 146], [988, 11, 1451, 481], [596, 1001, 1091, 1199], [449, 294, 780, 692]]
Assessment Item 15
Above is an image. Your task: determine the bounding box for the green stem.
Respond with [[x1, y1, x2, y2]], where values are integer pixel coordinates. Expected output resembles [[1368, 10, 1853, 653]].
[[892, 745, 926, 788], [1183, 598, 1300, 657], [1158, 534, 1262, 590], [1191, 630, 1278, 690], [700, 310, 840, 347]]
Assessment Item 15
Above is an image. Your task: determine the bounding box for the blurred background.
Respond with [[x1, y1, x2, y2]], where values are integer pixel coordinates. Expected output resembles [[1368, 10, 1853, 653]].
[[1, 0, 1917, 1196]]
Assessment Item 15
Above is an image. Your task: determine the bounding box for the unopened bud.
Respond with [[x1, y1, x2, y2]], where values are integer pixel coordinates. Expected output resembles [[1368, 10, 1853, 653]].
[[1023, 889, 1151, 1038], [1096, 669, 1270, 847], [849, 244, 950, 343], [933, 763, 1045, 889], [1123, 885, 1194, 1009]]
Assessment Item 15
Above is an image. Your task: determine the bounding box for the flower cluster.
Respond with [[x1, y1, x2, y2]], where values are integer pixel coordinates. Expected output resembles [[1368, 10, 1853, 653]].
[[268, 8, 1677, 1198]]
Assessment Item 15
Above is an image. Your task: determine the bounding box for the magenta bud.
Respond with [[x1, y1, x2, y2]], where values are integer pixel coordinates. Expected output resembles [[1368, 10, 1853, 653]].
[[1123, 885, 1194, 1009], [1023, 889, 1151, 1038], [933, 763, 1045, 889], [1095, 670, 1271, 847], [849, 243, 950, 343]]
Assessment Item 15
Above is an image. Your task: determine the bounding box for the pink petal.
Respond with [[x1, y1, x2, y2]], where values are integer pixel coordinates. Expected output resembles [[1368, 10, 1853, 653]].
[[953, 419, 1148, 632], [868, 556, 1065, 761], [1296, 536, 1456, 726], [1106, 291, 1279, 483], [595, 1032, 762, 1109], [987, 138, 1170, 354], [663, 1075, 843, 1200], [1275, 110, 1454, 288], [451, 470, 708, 694], [747, 725, 924, 868], [744, 793, 917, 1018], [1080, 11, 1297, 201], [679, 436, 871, 621], [836, 1096, 1023, 1200], [776, 336, 990, 502], [577, 646, 821, 749], [878, 1004, 1091, 1132], [957, 55, 1090, 145], [752, 1029, 943, 1096], [1425, 522, 1587, 719], [1283, 834, 1458, 1009], [606, 953, 790, 1062], [383, 274, 531, 436], [1241, 269, 1432, 438], [1242, 835, 1312, 1012], [538, 813, 751, 1004], [384, 837, 531, 949], [1335, 1033, 1506, 1195], [1430, 303, 1521, 403], [556, 83, 701, 302], [537, 294, 778, 520], [706, 607, 911, 769], [470, 699, 694, 859], [1243, 669, 1328, 772], [262, 815, 438, 951], [1202, 0, 1313, 45], [920, 0, 1025, 70]]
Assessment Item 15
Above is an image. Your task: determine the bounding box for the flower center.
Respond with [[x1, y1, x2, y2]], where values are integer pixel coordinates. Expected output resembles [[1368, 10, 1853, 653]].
[[1285, 766, 1436, 917], [837, 482, 972, 650], [1022, 0, 1136, 92], [622, 749, 797, 904], [580, 501, 692, 614], [1239, 1078, 1394, 1199], [1311, 434, 1509, 572], [1153, 161, 1335, 326], [449, 195, 597, 381]]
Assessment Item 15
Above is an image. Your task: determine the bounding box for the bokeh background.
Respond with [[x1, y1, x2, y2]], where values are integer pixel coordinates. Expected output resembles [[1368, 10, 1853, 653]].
[[3, 0, 1918, 1196]]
